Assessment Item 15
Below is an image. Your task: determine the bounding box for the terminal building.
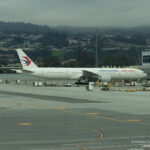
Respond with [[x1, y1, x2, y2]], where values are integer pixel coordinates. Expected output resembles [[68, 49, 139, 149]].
[[140, 50, 150, 79]]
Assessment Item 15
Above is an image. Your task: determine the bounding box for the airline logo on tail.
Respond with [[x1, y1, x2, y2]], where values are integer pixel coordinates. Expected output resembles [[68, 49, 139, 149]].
[[22, 56, 31, 66]]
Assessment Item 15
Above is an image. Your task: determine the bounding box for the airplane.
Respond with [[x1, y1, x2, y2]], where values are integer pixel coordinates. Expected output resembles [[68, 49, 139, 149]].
[[15, 49, 147, 83]]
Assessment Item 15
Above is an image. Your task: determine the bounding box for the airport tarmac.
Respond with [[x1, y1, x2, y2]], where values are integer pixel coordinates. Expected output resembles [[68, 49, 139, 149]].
[[0, 83, 150, 150]]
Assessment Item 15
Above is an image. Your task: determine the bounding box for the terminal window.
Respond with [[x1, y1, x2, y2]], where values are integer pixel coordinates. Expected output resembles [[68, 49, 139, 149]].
[[143, 55, 150, 63]]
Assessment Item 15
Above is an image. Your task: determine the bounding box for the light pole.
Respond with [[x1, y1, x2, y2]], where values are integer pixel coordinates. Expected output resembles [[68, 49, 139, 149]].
[[95, 34, 98, 67]]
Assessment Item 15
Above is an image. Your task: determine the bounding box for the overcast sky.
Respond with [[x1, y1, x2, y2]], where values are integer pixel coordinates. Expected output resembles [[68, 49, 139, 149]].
[[0, 0, 150, 27]]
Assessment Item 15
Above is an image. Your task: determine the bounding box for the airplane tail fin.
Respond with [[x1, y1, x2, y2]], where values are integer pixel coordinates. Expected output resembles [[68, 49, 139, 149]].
[[16, 49, 38, 70]]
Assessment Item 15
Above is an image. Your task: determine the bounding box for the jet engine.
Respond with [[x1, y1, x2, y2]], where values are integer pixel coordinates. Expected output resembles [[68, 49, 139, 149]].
[[100, 75, 111, 82]]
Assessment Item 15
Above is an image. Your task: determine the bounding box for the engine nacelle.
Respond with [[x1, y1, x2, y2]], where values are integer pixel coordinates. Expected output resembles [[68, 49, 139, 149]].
[[100, 75, 111, 82]]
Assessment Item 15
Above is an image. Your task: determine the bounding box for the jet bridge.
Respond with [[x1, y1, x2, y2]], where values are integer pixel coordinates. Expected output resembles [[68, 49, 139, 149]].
[[140, 50, 150, 80]]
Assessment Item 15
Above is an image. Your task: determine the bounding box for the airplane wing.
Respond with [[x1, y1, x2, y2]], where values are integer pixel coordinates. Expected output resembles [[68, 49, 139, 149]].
[[82, 70, 111, 81], [82, 70, 100, 79]]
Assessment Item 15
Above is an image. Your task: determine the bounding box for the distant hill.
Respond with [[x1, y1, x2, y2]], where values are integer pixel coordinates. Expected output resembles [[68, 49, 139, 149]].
[[56, 26, 150, 35], [1, 21, 150, 35], [0, 21, 51, 33]]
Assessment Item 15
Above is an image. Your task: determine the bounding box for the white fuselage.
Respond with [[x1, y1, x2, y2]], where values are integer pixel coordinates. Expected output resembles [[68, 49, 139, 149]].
[[27, 67, 147, 80], [16, 49, 147, 81]]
